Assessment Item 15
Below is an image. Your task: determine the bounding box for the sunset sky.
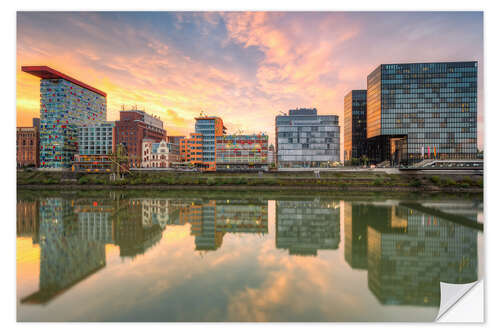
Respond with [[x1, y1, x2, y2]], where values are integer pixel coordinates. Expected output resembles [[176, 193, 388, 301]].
[[16, 11, 484, 151]]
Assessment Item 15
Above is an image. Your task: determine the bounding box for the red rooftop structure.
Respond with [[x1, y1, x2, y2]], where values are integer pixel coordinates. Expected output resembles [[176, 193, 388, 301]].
[[21, 65, 107, 97]]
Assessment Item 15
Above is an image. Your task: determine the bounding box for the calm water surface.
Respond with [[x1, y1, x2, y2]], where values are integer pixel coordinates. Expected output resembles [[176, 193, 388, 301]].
[[16, 190, 483, 322]]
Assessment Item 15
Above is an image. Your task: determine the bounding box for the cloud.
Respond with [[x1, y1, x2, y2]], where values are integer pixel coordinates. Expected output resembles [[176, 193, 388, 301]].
[[16, 12, 484, 153]]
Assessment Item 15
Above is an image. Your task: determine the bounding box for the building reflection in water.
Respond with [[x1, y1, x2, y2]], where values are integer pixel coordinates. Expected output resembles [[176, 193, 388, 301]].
[[73, 197, 166, 258], [344, 203, 369, 269], [18, 195, 167, 305], [17, 199, 39, 241], [173, 199, 269, 251], [275, 200, 340, 256], [21, 198, 106, 305], [17, 194, 480, 309], [17, 195, 269, 304], [343, 202, 479, 306], [114, 199, 164, 258]]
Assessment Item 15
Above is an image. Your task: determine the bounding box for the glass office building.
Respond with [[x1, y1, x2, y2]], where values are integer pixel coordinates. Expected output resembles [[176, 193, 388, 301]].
[[344, 90, 367, 161], [366, 61, 478, 164], [78, 122, 115, 155], [194, 117, 226, 171], [275, 108, 340, 168], [22, 66, 107, 169], [73, 122, 115, 173], [216, 134, 269, 170]]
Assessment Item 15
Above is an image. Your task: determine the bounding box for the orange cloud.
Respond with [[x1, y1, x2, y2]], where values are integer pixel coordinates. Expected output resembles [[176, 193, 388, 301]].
[[16, 12, 484, 155]]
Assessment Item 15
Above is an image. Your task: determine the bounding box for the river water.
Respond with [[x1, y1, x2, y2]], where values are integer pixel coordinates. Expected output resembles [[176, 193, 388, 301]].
[[16, 190, 483, 322]]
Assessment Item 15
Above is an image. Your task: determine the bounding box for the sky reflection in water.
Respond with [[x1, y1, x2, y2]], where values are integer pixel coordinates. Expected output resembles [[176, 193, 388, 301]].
[[16, 191, 483, 322]]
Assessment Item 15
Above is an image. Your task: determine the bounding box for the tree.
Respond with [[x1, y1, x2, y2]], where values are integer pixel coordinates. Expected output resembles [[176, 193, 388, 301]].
[[110, 143, 130, 179], [361, 155, 369, 167]]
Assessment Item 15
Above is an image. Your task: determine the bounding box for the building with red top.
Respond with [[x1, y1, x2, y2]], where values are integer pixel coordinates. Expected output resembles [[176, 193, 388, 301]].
[[114, 109, 166, 168], [22, 66, 107, 169]]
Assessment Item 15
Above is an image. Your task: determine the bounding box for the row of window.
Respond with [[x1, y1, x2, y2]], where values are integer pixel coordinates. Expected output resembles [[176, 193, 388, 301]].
[[277, 155, 340, 162]]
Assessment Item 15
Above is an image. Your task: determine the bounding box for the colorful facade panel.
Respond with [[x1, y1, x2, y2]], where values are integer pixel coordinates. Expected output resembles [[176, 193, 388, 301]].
[[216, 134, 268, 170], [22, 66, 107, 169]]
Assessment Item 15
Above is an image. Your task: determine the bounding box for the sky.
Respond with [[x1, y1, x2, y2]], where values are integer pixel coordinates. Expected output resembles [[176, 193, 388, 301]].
[[16, 11, 484, 152]]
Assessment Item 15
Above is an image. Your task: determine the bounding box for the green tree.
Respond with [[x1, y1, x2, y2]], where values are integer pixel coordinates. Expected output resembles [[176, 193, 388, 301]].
[[110, 143, 130, 179]]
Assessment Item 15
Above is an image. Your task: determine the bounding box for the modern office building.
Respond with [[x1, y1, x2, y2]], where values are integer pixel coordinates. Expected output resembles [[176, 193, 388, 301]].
[[180, 133, 203, 167], [22, 66, 107, 169], [275, 108, 340, 168], [194, 116, 226, 171], [16, 125, 40, 168], [216, 134, 268, 170], [77, 121, 115, 155], [344, 90, 367, 162], [366, 61, 478, 164], [114, 109, 166, 168], [73, 121, 115, 172]]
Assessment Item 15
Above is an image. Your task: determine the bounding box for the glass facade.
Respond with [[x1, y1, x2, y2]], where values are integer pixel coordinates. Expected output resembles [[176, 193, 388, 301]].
[[78, 122, 115, 155], [39, 79, 106, 168], [195, 118, 217, 162], [344, 90, 367, 161], [216, 134, 268, 169], [366, 62, 478, 163], [194, 117, 225, 170], [275, 108, 340, 168]]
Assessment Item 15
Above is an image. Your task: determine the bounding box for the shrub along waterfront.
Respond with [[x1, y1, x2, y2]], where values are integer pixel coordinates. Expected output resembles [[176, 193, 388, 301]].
[[17, 170, 483, 192]]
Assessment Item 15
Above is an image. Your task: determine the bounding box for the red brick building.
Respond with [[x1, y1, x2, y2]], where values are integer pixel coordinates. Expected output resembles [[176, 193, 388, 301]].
[[17, 127, 40, 168], [114, 109, 166, 168]]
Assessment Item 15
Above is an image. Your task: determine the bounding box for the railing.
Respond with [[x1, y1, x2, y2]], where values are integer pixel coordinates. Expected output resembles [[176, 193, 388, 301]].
[[401, 159, 483, 170]]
